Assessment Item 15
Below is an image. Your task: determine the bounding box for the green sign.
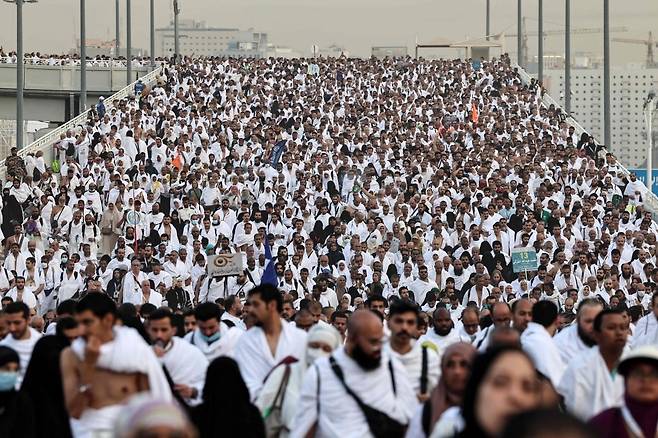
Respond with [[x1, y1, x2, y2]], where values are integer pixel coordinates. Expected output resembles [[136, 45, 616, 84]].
[[511, 247, 538, 273]]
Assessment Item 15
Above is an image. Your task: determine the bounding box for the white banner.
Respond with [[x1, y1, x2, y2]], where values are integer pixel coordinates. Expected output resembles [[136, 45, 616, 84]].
[[207, 254, 244, 277]]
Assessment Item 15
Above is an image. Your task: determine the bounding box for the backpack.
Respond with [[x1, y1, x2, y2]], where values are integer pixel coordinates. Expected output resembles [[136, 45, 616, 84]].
[[66, 142, 75, 157]]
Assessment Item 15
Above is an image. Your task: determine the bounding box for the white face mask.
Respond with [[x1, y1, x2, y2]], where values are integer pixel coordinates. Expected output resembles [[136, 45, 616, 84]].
[[306, 347, 330, 365], [638, 290, 645, 298]]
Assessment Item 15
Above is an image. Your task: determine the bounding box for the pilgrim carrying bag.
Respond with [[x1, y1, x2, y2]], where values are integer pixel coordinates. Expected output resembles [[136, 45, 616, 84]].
[[329, 356, 406, 438], [262, 356, 298, 437]]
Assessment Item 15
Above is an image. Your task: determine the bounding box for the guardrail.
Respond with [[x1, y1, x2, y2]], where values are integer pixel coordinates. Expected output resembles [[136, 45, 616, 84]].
[[0, 66, 163, 182], [513, 63, 658, 216]]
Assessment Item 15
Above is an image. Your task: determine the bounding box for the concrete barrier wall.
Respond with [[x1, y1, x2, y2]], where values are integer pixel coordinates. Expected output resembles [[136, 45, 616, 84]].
[[0, 64, 152, 93]]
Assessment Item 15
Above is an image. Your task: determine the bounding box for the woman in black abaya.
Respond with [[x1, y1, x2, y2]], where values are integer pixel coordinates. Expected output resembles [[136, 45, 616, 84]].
[[1, 188, 23, 243]]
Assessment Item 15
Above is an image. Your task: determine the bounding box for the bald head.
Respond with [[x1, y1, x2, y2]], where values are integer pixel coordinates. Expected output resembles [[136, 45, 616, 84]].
[[491, 302, 512, 328], [346, 310, 384, 370]]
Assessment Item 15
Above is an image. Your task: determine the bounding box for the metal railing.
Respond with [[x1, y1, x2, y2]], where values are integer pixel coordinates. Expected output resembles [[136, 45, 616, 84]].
[[0, 66, 163, 181], [513, 63, 658, 216]]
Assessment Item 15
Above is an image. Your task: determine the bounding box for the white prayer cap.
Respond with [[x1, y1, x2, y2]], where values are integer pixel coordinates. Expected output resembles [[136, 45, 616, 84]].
[[307, 324, 342, 350], [618, 345, 658, 376], [115, 395, 191, 438]]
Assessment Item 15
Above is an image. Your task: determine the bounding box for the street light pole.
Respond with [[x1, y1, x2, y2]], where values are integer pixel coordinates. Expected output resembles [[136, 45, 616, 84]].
[[486, 0, 491, 41], [645, 94, 656, 195], [565, 0, 571, 114], [603, 0, 611, 149], [80, 0, 87, 112], [126, 0, 132, 85], [150, 0, 155, 69], [115, 0, 120, 56], [174, 0, 180, 64], [538, 0, 544, 83], [517, 0, 522, 66]]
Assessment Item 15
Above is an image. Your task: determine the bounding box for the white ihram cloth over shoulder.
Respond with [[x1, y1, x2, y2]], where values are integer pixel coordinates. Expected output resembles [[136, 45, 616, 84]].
[[234, 319, 307, 400], [520, 322, 566, 389], [289, 347, 416, 438], [160, 337, 208, 406], [70, 326, 172, 401], [183, 322, 234, 362], [418, 328, 465, 361], [630, 313, 658, 349], [553, 322, 592, 365], [385, 340, 440, 397], [0, 327, 41, 388], [557, 346, 624, 420]]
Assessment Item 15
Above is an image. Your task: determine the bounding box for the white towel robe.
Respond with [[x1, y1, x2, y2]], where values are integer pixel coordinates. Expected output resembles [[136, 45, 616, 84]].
[[630, 313, 658, 349], [289, 347, 416, 438], [234, 319, 307, 400], [557, 346, 624, 420], [160, 337, 208, 406], [520, 322, 566, 390], [553, 323, 593, 365]]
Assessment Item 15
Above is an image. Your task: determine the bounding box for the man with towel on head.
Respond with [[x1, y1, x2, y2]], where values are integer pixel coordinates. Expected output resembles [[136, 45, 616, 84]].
[[60, 293, 172, 438]]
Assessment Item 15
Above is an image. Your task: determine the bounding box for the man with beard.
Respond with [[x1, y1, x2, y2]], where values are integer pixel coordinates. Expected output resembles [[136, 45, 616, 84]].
[[221, 295, 246, 330], [290, 310, 415, 436], [554, 298, 604, 365], [419, 307, 464, 360], [234, 284, 307, 400], [147, 309, 207, 406], [385, 300, 440, 402]]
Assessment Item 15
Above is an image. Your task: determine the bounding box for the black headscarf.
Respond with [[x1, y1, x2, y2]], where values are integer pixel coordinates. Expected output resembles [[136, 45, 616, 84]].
[[1, 192, 23, 242], [0, 346, 35, 438], [20, 335, 72, 438], [190, 357, 265, 438]]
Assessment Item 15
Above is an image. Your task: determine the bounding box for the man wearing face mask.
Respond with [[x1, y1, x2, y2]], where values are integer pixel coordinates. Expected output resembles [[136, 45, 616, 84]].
[[147, 309, 207, 406], [0, 302, 41, 388], [290, 310, 415, 437], [184, 302, 236, 361], [256, 323, 342, 436], [0, 345, 36, 437]]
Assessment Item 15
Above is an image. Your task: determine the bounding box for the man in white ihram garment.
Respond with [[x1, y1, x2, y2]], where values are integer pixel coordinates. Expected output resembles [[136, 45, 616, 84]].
[[147, 308, 208, 406], [520, 301, 566, 393], [234, 284, 307, 400], [418, 308, 465, 361], [290, 310, 416, 438], [553, 298, 603, 365], [385, 300, 440, 403], [184, 302, 237, 362], [558, 309, 628, 420], [61, 294, 172, 438], [631, 292, 658, 349]]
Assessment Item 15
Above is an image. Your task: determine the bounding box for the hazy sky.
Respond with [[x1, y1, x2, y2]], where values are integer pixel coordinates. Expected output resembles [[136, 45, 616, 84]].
[[0, 0, 656, 63]]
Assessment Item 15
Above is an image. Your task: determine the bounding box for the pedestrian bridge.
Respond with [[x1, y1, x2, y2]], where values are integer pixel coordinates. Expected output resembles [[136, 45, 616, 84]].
[[0, 66, 162, 182], [0, 63, 155, 122]]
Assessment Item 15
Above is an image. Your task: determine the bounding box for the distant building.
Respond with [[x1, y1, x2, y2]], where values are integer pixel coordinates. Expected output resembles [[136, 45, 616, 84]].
[[155, 20, 267, 58], [318, 45, 349, 58], [371, 46, 408, 59], [266, 45, 302, 59], [543, 66, 658, 167]]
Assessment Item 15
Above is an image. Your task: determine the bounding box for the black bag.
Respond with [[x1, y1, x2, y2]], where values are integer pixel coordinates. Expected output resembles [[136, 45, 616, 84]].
[[329, 356, 406, 438]]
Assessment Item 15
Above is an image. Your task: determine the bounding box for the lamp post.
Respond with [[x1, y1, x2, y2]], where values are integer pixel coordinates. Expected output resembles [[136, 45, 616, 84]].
[[4, 0, 38, 150], [517, 0, 522, 66], [150, 0, 155, 69], [173, 0, 180, 64], [538, 0, 544, 83], [645, 93, 656, 194], [565, 0, 571, 114], [126, 0, 132, 85], [603, 0, 611, 149], [80, 0, 86, 112], [115, 0, 120, 56], [486, 0, 491, 41]]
